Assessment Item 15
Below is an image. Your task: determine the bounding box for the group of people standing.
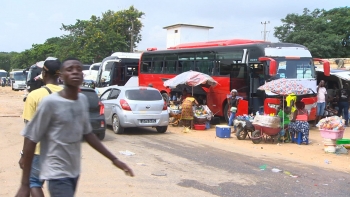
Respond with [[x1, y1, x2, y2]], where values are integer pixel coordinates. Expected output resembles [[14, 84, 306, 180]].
[[316, 80, 350, 127]]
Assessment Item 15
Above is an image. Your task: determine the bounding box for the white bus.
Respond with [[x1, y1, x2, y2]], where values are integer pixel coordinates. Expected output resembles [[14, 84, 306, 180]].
[[0, 69, 7, 86], [83, 62, 101, 81], [10, 70, 27, 91], [96, 52, 141, 88]]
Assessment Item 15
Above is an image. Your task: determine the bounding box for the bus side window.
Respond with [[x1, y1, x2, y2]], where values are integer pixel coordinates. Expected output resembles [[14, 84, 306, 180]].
[[195, 61, 202, 72], [182, 61, 193, 72], [153, 61, 163, 73], [141, 62, 151, 73], [177, 62, 183, 73], [197, 61, 210, 74], [165, 61, 176, 74]]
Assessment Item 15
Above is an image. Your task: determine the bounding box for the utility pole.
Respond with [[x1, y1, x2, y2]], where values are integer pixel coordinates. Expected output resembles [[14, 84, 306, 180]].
[[261, 21, 270, 41], [130, 20, 134, 52]]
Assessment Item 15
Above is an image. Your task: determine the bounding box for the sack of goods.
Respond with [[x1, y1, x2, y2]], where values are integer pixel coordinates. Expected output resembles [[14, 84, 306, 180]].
[[317, 116, 345, 131], [252, 115, 281, 128]]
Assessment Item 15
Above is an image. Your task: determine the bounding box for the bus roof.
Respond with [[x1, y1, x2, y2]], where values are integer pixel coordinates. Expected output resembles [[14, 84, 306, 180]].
[[167, 39, 268, 49], [110, 52, 142, 59], [143, 42, 309, 56], [0, 69, 7, 72]]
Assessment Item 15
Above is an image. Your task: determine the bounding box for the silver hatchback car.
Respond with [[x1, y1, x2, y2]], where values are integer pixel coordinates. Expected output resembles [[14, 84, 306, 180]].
[[100, 86, 169, 134]]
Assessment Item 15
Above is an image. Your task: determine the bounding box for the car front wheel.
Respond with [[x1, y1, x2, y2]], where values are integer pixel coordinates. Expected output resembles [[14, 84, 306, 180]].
[[112, 114, 124, 134], [156, 126, 168, 133]]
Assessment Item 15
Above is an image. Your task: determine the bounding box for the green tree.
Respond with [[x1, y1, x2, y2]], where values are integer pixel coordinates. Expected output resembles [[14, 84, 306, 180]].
[[274, 7, 350, 58], [0, 52, 12, 71], [60, 5, 144, 63], [3, 6, 145, 68]]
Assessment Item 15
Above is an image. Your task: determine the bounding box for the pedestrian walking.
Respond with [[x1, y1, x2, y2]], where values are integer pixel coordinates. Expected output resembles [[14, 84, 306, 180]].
[[20, 58, 63, 197], [16, 58, 133, 197]]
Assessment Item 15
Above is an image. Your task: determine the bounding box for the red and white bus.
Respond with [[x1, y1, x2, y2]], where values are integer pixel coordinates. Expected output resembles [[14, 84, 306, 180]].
[[138, 39, 330, 122]]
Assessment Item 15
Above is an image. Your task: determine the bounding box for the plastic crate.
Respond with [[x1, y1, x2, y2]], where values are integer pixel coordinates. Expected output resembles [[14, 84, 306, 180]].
[[194, 124, 206, 130], [319, 129, 344, 139]]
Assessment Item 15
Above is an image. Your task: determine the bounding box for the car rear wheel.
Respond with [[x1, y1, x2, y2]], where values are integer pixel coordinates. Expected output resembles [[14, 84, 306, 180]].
[[156, 126, 168, 133], [112, 114, 124, 134], [96, 132, 105, 140]]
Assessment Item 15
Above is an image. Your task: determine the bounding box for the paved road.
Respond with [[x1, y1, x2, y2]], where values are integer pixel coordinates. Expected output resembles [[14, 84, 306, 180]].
[[109, 127, 350, 197]]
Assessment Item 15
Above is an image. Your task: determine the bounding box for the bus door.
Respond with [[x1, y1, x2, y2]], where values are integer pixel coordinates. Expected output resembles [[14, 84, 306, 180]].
[[248, 63, 265, 113], [110, 62, 124, 86]]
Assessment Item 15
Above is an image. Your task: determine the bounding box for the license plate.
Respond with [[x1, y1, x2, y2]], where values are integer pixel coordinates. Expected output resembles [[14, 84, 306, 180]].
[[140, 119, 156, 123]]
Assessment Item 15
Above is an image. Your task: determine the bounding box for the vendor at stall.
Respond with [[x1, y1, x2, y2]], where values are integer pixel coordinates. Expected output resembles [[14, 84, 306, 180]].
[[181, 95, 199, 129], [278, 101, 291, 142], [289, 101, 309, 144], [227, 89, 240, 127]]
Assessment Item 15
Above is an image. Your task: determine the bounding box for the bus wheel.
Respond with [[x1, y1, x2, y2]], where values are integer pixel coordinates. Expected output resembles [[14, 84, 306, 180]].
[[224, 103, 230, 123]]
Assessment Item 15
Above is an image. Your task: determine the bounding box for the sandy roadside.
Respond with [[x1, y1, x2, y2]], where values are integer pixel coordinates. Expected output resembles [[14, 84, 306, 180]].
[[1, 86, 349, 173]]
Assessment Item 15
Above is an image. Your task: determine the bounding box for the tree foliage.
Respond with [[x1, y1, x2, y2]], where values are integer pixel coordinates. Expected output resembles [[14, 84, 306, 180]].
[[0, 6, 144, 71], [274, 7, 350, 58]]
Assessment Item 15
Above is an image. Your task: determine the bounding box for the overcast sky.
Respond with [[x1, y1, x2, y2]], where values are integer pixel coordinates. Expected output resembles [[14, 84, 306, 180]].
[[0, 0, 348, 52]]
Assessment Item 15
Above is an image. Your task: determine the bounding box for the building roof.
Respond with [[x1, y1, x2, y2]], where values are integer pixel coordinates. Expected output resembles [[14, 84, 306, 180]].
[[163, 23, 213, 30]]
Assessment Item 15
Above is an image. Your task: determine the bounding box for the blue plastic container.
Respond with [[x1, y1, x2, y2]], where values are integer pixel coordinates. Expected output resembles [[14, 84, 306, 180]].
[[205, 121, 210, 129], [216, 125, 231, 138]]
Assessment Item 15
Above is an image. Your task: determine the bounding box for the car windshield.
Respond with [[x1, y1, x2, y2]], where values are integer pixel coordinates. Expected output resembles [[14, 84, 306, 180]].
[[0, 72, 7, 78], [125, 89, 162, 101], [80, 90, 99, 108], [276, 58, 315, 79]]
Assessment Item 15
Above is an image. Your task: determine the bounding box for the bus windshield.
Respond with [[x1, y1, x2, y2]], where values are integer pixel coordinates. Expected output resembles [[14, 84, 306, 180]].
[[275, 58, 315, 79], [0, 72, 7, 78], [83, 65, 90, 71], [91, 64, 100, 70], [13, 72, 26, 81]]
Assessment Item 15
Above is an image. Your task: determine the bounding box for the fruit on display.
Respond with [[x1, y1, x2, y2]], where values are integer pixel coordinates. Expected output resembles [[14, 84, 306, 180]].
[[317, 116, 345, 131]]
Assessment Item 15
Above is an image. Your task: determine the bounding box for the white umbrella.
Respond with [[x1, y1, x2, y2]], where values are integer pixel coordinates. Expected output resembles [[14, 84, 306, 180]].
[[163, 70, 218, 96]]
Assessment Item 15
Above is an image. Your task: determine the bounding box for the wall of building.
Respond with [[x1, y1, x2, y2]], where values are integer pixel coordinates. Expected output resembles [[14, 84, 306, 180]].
[[166, 26, 210, 48]]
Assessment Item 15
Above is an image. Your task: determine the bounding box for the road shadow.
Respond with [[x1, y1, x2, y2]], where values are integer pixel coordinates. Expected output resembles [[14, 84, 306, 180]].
[[105, 125, 173, 136]]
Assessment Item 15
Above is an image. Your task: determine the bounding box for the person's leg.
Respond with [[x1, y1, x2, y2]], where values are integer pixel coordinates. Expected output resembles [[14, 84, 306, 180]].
[[228, 112, 235, 126], [315, 103, 321, 126], [301, 122, 309, 142], [48, 176, 79, 197], [320, 102, 326, 118], [344, 102, 349, 126], [338, 102, 344, 117], [30, 155, 44, 197]]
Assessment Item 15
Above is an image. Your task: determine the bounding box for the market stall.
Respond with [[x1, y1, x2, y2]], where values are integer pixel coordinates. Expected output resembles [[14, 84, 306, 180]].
[[164, 71, 218, 130]]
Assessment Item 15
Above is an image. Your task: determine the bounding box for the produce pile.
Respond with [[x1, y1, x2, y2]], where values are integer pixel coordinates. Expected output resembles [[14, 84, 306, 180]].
[[317, 116, 345, 131], [194, 105, 209, 116]]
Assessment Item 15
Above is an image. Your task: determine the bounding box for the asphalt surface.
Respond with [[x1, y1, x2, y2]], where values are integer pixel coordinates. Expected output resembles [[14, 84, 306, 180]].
[[116, 127, 350, 197]]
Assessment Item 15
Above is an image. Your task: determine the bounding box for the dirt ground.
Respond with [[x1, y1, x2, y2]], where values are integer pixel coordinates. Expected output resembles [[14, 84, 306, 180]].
[[1, 86, 349, 196]]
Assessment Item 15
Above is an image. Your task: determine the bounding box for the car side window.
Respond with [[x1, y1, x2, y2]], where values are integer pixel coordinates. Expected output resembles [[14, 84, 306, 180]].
[[108, 89, 120, 100], [100, 90, 111, 101]]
